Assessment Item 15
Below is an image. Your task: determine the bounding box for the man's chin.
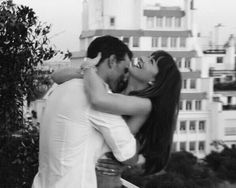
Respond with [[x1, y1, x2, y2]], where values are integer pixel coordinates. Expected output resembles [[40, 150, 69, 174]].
[[113, 80, 128, 93]]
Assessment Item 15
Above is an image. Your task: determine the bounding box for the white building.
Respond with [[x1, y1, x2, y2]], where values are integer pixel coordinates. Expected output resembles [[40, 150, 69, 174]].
[[33, 0, 236, 158], [199, 34, 236, 150], [70, 0, 216, 158]]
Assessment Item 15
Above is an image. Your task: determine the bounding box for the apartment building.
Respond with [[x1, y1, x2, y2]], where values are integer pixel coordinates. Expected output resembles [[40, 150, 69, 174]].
[[34, 0, 236, 158], [69, 0, 215, 158]]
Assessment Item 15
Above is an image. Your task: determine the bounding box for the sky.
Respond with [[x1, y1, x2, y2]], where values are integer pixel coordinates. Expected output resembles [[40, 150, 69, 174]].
[[12, 0, 236, 52]]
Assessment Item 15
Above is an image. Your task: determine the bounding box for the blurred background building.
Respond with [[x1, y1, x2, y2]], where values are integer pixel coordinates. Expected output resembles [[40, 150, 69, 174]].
[[32, 0, 236, 159]]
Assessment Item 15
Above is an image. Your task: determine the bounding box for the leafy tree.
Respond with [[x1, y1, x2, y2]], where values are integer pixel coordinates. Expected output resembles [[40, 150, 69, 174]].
[[0, 0, 69, 187], [205, 145, 236, 183], [123, 151, 218, 188], [30, 69, 54, 101], [166, 151, 198, 179], [145, 172, 185, 188]]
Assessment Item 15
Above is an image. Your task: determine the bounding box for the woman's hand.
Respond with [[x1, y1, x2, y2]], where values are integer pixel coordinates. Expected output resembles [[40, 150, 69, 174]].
[[81, 53, 101, 73], [51, 53, 101, 84]]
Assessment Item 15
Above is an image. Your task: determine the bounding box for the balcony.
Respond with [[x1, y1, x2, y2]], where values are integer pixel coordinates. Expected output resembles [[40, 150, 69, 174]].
[[223, 105, 236, 110], [214, 81, 236, 91], [209, 69, 236, 77]]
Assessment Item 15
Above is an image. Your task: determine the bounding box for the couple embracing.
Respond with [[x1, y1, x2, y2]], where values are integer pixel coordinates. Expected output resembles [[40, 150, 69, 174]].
[[32, 35, 181, 188]]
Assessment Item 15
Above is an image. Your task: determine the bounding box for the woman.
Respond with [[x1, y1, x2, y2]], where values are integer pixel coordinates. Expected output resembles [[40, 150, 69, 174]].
[[53, 50, 181, 187]]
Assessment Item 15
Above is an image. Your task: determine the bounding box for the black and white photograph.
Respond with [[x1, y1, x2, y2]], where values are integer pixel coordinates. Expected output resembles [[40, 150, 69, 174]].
[[1, 0, 236, 187]]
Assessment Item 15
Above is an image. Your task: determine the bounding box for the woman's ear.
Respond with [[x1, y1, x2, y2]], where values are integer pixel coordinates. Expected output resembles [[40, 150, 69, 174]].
[[108, 54, 117, 69]]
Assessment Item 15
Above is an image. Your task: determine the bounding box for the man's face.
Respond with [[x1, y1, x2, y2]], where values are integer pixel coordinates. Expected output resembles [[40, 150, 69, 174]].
[[109, 54, 131, 92]]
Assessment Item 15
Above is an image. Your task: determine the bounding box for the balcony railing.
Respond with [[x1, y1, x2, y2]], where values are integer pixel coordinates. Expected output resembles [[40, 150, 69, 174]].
[[209, 69, 236, 77], [223, 105, 236, 110], [214, 81, 236, 91]]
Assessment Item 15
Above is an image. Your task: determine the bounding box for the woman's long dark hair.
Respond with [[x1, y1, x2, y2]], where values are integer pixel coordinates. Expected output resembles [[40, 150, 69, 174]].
[[129, 50, 182, 175]]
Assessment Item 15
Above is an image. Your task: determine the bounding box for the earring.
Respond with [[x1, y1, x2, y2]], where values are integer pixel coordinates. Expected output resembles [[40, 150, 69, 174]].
[[148, 81, 154, 86]]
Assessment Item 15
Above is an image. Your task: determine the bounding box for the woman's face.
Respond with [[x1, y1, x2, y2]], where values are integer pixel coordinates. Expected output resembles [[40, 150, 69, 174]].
[[128, 56, 158, 84]]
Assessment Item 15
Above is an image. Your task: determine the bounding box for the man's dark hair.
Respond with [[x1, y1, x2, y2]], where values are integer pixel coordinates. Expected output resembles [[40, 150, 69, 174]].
[[87, 35, 133, 66]]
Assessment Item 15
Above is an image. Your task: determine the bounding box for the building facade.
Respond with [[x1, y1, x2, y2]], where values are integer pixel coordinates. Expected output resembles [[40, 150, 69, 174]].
[[70, 0, 217, 158], [200, 34, 236, 150], [33, 0, 236, 158]]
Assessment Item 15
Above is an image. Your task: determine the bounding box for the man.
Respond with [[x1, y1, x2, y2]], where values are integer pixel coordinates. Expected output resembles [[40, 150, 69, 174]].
[[32, 36, 137, 188]]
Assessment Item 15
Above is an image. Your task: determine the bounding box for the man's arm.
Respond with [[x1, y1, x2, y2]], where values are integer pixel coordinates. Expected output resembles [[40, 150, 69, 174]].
[[89, 108, 138, 166]]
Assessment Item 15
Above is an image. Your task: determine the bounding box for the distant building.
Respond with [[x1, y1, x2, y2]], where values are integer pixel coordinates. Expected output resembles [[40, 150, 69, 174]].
[[200, 34, 236, 150], [33, 0, 236, 158], [72, 0, 214, 158]]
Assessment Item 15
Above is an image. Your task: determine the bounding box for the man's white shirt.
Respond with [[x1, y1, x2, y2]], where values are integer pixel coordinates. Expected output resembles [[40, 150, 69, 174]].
[[32, 79, 136, 188]]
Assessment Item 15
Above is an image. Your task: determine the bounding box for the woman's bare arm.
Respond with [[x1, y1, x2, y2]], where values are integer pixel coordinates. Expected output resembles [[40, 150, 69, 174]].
[[51, 68, 83, 84], [126, 115, 147, 135], [84, 68, 152, 116]]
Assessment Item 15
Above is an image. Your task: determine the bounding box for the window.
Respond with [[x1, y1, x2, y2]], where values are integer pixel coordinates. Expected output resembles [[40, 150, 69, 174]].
[[182, 79, 187, 89], [110, 17, 115, 26], [165, 17, 172, 27], [147, 17, 154, 28], [156, 17, 163, 27], [186, 101, 192, 110], [213, 97, 220, 102], [170, 37, 177, 48], [189, 121, 196, 132], [225, 75, 233, 82], [190, 79, 196, 89], [133, 37, 139, 47], [180, 121, 186, 132], [189, 142, 196, 152], [161, 37, 168, 47], [227, 96, 232, 104], [199, 121, 205, 132], [195, 100, 202, 110], [180, 37, 186, 47], [180, 142, 186, 151], [179, 100, 183, 110], [152, 37, 159, 48], [123, 37, 130, 46], [175, 17, 181, 27], [185, 58, 191, 68], [225, 127, 236, 136], [199, 141, 205, 152], [217, 57, 223, 63], [177, 59, 182, 68]]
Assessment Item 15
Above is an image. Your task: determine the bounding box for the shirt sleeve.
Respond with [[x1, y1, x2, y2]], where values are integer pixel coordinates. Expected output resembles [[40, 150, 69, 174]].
[[88, 108, 136, 162]]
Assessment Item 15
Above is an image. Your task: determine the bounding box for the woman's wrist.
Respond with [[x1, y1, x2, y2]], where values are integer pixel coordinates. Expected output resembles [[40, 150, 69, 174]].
[[80, 65, 97, 75]]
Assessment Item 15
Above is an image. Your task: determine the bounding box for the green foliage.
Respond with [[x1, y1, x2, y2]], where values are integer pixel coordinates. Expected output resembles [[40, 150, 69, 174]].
[[0, 0, 68, 187], [30, 69, 54, 102], [205, 146, 236, 183], [146, 151, 218, 188], [123, 152, 218, 188], [0, 120, 39, 188], [0, 0, 57, 133], [166, 151, 198, 179], [145, 173, 185, 188]]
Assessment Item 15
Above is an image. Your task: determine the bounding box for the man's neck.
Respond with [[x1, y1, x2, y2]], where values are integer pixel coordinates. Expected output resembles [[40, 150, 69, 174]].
[[96, 64, 109, 84]]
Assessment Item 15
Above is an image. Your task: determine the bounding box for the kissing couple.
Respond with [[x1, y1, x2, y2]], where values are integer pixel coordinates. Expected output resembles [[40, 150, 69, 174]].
[[32, 35, 181, 188]]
